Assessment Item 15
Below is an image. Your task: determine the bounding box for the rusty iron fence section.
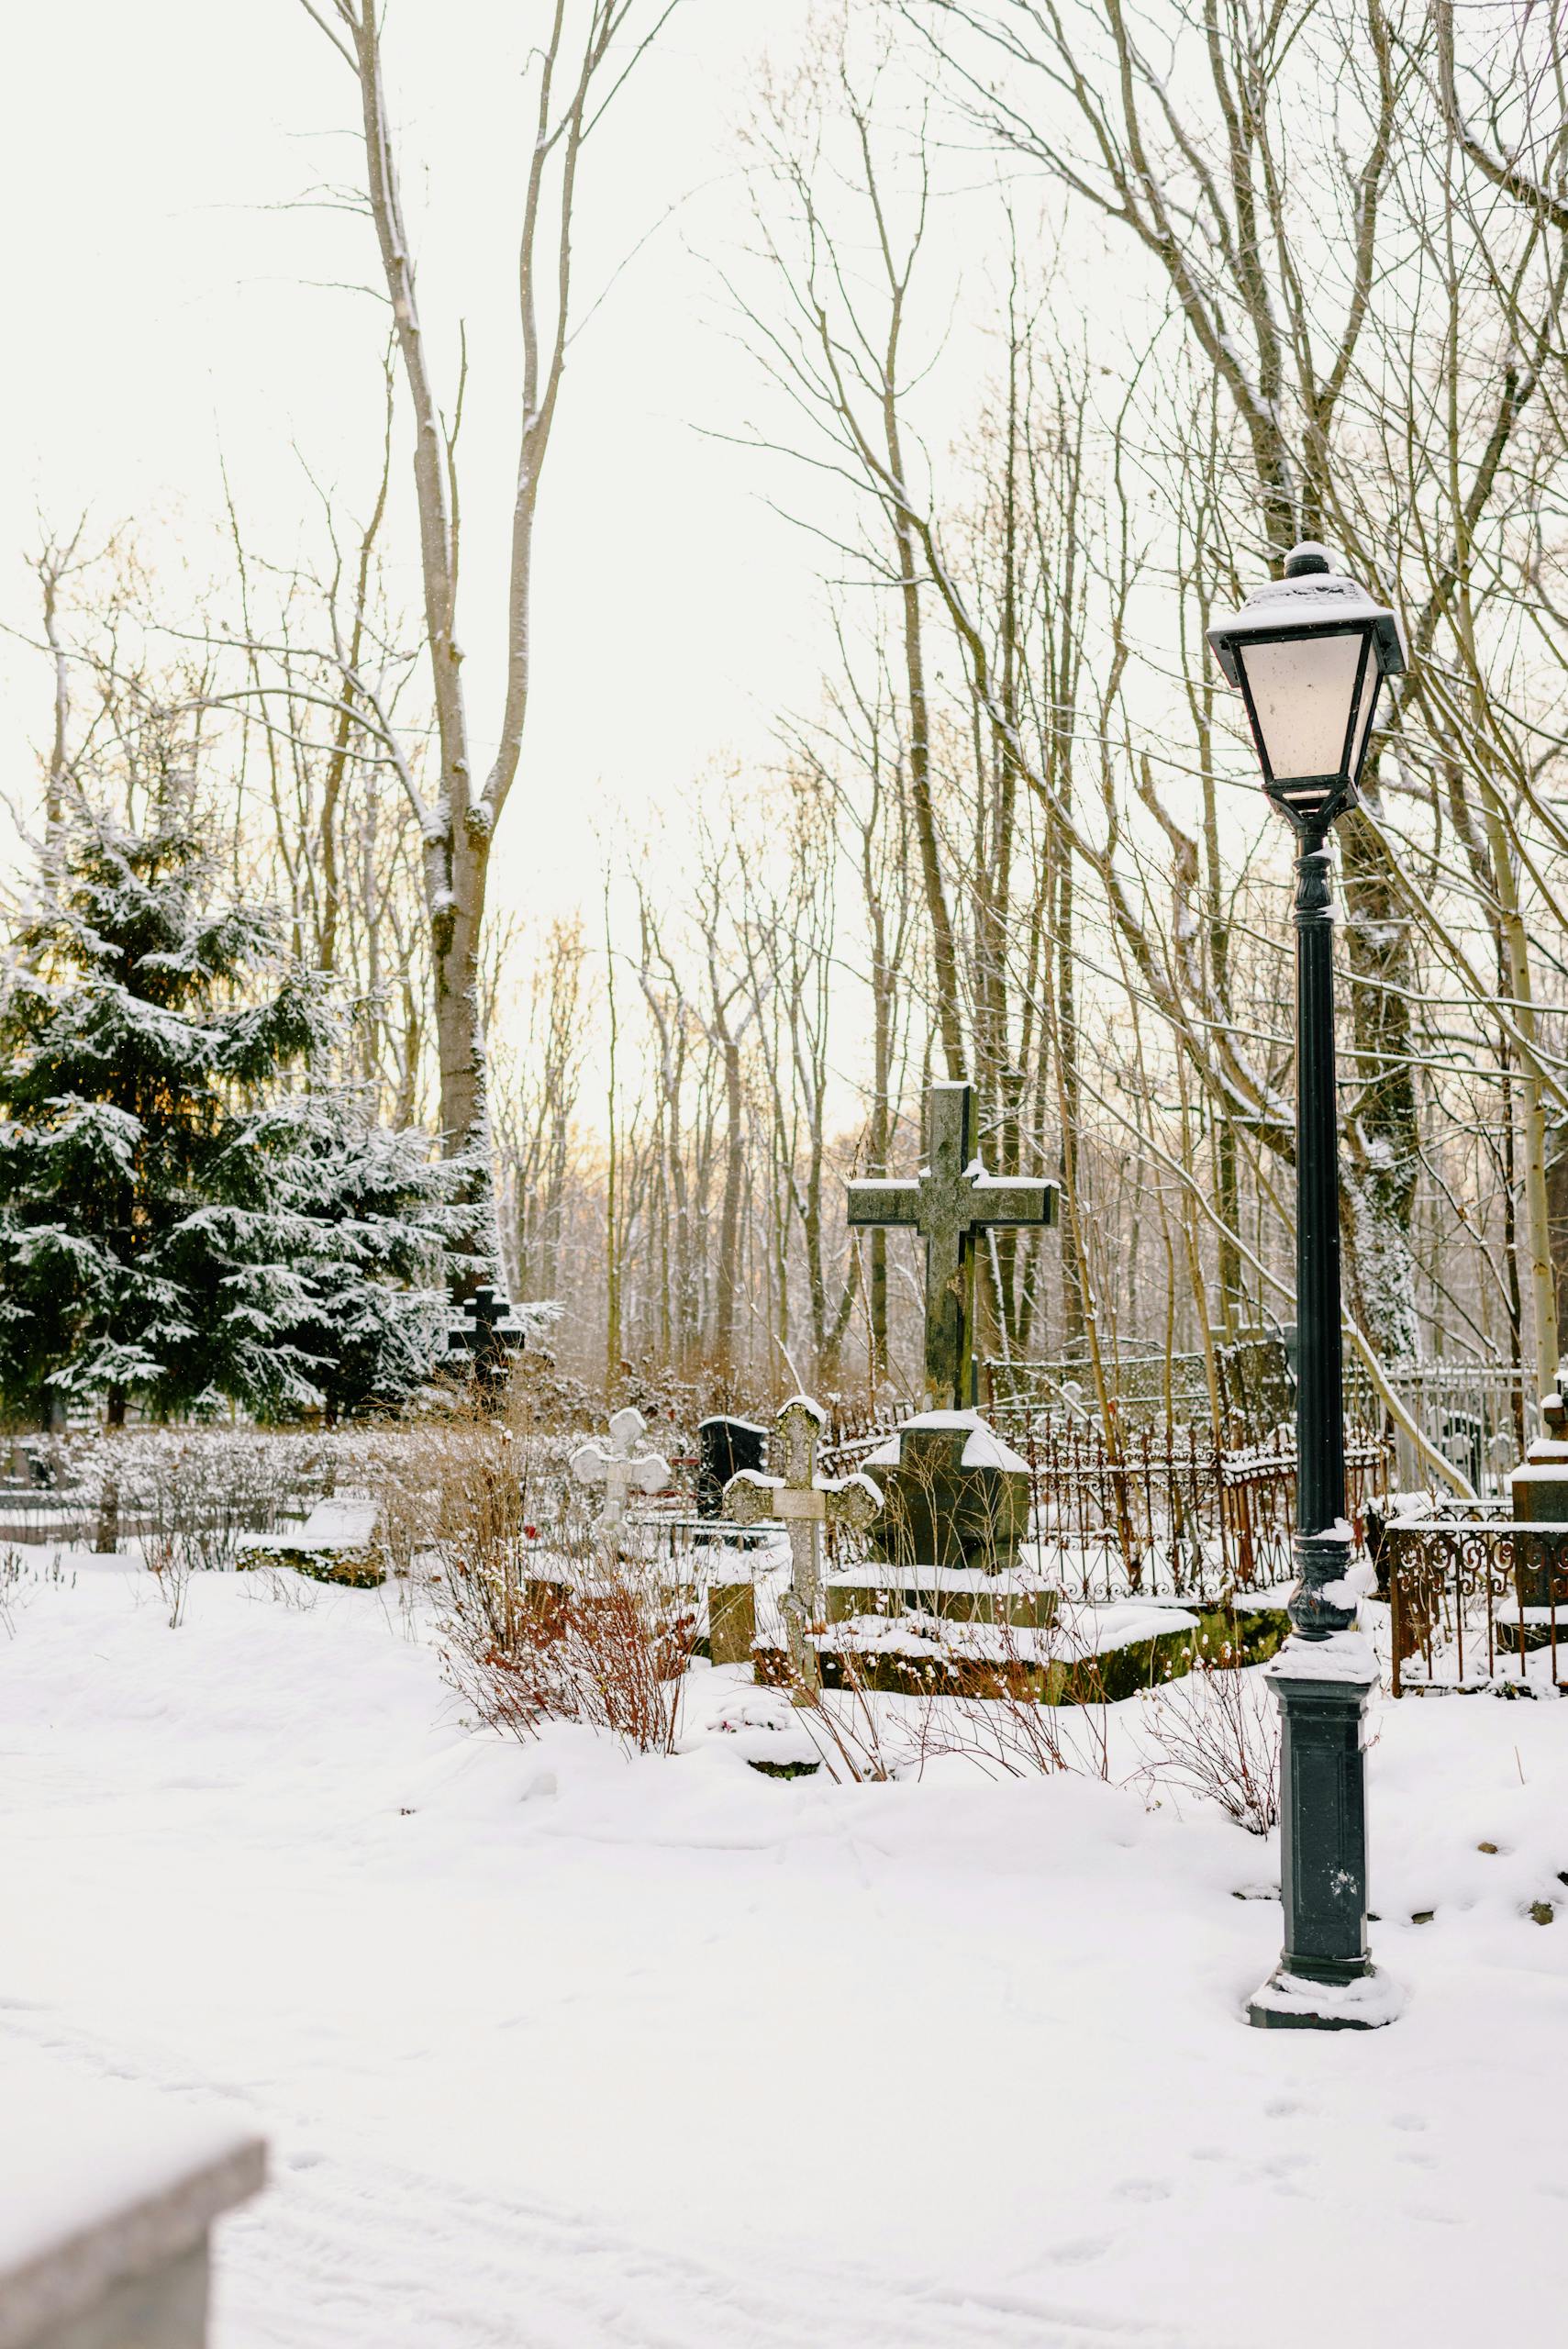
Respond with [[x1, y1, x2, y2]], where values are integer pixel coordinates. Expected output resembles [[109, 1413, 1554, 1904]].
[[1381, 1513, 1568, 1693], [1002, 1419, 1387, 1600]]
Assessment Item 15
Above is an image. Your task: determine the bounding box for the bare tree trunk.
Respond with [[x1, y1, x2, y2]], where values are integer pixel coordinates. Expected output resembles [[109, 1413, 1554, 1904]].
[[1481, 787, 1560, 1396], [302, 0, 675, 1168], [31, 521, 88, 841]]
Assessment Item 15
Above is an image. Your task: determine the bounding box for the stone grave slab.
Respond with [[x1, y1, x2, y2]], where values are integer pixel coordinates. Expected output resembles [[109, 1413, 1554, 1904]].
[[0, 2044, 265, 2349], [1505, 1395, 1568, 1603], [751, 1593, 1291, 1704], [237, 1497, 383, 1587], [702, 1529, 794, 1668], [825, 1563, 1058, 1630], [1508, 1392, 1568, 1524]]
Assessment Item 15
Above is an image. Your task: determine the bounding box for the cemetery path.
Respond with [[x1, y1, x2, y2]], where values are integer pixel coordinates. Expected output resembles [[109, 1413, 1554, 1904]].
[[225, 2137, 1196, 2349], [0, 1998, 1193, 2349], [3, 1555, 1567, 2347]]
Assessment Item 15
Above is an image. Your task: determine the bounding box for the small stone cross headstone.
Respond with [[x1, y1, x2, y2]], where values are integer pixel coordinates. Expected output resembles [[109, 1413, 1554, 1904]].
[[571, 1408, 671, 1549], [446, 1285, 527, 1382], [847, 1080, 1058, 1408], [725, 1395, 881, 1692]]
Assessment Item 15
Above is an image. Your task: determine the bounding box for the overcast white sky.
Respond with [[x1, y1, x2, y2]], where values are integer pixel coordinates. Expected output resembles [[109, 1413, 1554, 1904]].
[[0, 0, 855, 931]]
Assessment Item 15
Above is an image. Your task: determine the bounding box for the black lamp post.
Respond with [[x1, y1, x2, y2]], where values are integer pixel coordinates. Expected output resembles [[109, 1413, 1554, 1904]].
[[1207, 542, 1407, 2031]]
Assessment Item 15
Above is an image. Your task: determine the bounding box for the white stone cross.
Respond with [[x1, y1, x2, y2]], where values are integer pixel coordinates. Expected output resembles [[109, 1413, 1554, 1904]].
[[725, 1394, 882, 1691], [570, 1408, 671, 1548]]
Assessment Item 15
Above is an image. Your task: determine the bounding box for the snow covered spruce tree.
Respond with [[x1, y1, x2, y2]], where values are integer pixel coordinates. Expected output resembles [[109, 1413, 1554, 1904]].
[[262, 1104, 480, 1423], [0, 794, 475, 1427]]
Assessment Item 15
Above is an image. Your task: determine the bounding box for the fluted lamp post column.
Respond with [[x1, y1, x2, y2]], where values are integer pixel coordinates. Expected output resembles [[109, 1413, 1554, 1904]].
[[1207, 542, 1407, 2031]]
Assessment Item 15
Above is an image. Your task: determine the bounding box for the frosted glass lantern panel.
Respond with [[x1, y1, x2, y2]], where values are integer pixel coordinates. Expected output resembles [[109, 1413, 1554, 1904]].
[[1237, 629, 1368, 782], [1344, 652, 1384, 783]]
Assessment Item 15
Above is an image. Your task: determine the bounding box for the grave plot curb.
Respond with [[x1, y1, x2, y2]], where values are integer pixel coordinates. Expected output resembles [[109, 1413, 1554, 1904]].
[[746, 1598, 1291, 1706], [236, 1543, 385, 1588]]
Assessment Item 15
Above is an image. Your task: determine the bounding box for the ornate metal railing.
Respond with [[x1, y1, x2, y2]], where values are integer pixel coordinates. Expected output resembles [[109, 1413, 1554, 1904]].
[[1381, 1514, 1568, 1695], [822, 1414, 1389, 1601], [984, 1350, 1533, 1492]]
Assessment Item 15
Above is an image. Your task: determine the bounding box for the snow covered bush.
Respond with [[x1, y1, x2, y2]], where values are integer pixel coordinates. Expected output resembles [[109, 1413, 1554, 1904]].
[[26, 1425, 366, 1553], [1140, 1661, 1280, 1835]]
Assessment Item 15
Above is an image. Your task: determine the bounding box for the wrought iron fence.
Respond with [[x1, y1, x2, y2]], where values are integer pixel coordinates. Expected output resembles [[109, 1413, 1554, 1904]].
[[822, 1407, 1389, 1602], [986, 1345, 1533, 1497], [1381, 1508, 1568, 1694], [1006, 1418, 1387, 1599], [1378, 1364, 1532, 1495], [981, 1336, 1292, 1440]]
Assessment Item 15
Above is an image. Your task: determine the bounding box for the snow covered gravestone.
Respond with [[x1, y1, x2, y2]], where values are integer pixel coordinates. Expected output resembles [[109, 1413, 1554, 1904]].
[[236, 1497, 384, 1587], [570, 1408, 671, 1553], [695, 1415, 768, 1526], [725, 1396, 881, 1693]]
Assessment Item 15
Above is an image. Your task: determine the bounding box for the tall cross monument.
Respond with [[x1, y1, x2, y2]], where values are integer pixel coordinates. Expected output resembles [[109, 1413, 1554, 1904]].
[[847, 1080, 1058, 1408]]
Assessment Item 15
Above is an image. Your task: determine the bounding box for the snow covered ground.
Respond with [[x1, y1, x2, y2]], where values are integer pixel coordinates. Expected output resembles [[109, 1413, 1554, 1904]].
[[3, 1550, 1566, 2348]]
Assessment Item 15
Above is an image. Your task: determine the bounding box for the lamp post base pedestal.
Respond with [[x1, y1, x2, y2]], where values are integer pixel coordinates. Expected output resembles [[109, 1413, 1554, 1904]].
[[1248, 1655, 1396, 2030], [1248, 1965, 1402, 2032]]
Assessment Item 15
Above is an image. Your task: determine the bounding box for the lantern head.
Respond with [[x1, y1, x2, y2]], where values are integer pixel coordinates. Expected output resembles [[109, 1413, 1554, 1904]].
[[1207, 544, 1407, 829]]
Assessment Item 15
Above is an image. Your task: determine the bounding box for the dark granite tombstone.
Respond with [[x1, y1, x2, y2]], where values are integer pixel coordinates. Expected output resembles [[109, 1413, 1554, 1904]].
[[696, 1416, 767, 1520]]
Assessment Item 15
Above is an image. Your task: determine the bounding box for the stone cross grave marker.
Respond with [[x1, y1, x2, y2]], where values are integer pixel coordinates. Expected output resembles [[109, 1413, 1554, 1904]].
[[571, 1408, 671, 1548], [847, 1079, 1058, 1408], [446, 1284, 527, 1377], [725, 1395, 881, 1691]]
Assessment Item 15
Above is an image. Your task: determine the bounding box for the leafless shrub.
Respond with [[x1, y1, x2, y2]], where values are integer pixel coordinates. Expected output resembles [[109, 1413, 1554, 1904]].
[[768, 1583, 1115, 1783], [145, 1531, 194, 1629], [428, 1416, 696, 1757], [136, 1440, 291, 1568], [0, 1544, 73, 1637], [782, 1651, 903, 1783], [1139, 1662, 1280, 1835], [242, 1562, 320, 1613], [443, 1560, 698, 1760], [909, 1606, 1113, 1782], [0, 1545, 23, 1637]]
